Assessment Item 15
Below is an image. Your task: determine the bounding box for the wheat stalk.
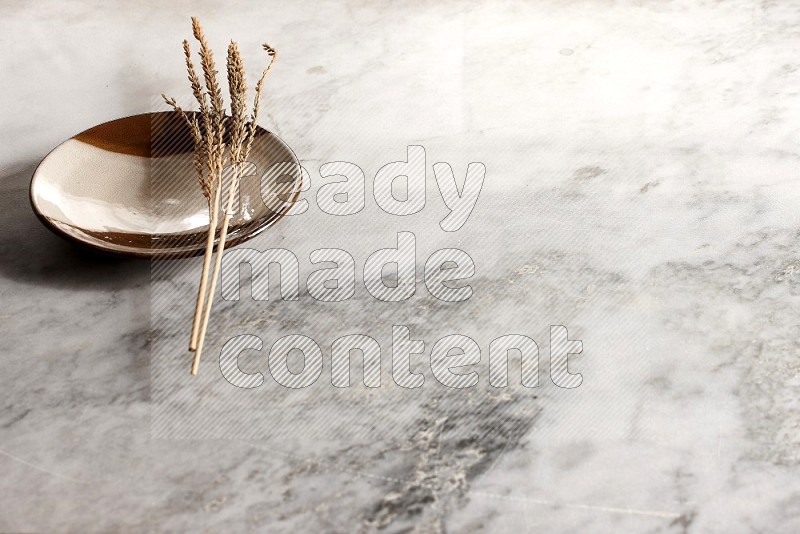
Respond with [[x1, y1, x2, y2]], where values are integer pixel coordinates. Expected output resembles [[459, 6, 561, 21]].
[[188, 18, 228, 354], [164, 17, 277, 375], [192, 39, 277, 374], [245, 44, 277, 160], [163, 18, 230, 355]]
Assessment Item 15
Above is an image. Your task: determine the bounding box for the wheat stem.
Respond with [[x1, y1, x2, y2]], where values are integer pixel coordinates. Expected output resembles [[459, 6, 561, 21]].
[[192, 163, 240, 374], [194, 43, 277, 373], [189, 180, 221, 351], [169, 17, 276, 374], [244, 45, 277, 160]]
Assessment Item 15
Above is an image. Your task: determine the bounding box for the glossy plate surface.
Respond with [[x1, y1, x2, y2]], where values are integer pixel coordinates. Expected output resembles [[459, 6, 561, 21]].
[[30, 112, 302, 258]]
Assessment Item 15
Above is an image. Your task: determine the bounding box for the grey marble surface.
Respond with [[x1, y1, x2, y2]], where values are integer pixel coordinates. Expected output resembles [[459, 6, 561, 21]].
[[2, 0, 800, 532]]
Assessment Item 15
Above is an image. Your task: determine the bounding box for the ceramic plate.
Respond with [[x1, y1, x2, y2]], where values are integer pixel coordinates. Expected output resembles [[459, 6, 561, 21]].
[[30, 112, 303, 258]]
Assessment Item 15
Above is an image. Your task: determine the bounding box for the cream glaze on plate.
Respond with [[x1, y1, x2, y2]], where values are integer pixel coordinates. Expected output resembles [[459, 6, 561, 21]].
[[30, 112, 302, 258]]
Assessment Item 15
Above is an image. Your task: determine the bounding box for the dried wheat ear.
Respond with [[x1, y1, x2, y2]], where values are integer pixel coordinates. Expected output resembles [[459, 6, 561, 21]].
[[162, 17, 277, 375]]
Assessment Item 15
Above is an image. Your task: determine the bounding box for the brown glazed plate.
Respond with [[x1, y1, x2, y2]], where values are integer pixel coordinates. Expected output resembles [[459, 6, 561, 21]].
[[30, 112, 303, 258]]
